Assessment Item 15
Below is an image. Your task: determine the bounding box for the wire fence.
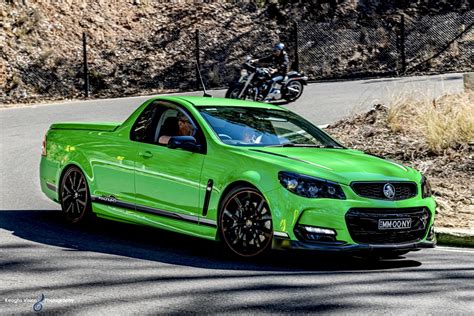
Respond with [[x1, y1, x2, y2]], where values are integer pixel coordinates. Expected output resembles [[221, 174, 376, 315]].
[[198, 27, 279, 89], [297, 11, 473, 80], [404, 10, 474, 72], [1, 10, 472, 103], [127, 10, 472, 92], [298, 18, 400, 79]]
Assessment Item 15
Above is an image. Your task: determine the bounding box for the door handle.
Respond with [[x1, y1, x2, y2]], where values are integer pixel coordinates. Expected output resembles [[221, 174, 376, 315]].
[[139, 151, 153, 159]]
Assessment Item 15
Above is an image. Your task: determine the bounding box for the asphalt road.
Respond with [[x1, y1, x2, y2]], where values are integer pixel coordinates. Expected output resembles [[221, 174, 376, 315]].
[[1, 212, 473, 314], [1, 73, 472, 314]]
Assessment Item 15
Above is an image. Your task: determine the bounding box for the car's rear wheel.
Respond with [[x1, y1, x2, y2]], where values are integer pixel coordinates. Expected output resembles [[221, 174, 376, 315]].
[[219, 186, 273, 257], [60, 166, 92, 224]]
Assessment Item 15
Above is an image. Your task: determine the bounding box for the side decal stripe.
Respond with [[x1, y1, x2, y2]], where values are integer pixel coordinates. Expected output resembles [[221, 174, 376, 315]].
[[91, 195, 217, 228]]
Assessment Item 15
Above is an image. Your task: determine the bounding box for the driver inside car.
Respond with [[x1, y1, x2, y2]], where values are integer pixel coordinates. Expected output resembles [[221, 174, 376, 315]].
[[158, 112, 195, 145]]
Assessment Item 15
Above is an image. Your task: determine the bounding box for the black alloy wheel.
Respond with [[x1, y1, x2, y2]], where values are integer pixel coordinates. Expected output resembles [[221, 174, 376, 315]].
[[60, 166, 91, 224], [219, 187, 273, 257]]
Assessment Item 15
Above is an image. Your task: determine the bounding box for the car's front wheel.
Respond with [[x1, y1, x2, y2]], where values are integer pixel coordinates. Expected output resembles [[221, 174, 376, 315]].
[[219, 186, 273, 257], [60, 166, 92, 224]]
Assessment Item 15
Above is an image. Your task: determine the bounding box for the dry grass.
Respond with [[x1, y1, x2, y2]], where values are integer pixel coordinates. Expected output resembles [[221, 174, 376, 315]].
[[387, 91, 474, 153]]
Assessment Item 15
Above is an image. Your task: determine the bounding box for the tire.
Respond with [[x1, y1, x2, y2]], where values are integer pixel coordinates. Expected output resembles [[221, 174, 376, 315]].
[[284, 80, 304, 102], [218, 186, 273, 257], [225, 84, 244, 99], [226, 83, 257, 100], [59, 166, 92, 224]]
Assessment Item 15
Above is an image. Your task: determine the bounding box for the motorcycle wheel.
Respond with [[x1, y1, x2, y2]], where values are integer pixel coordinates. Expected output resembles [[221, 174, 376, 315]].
[[225, 84, 245, 99], [225, 84, 256, 100], [284, 81, 304, 102]]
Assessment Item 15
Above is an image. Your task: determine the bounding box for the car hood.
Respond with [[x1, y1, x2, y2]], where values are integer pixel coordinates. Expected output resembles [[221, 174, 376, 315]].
[[246, 147, 419, 185]]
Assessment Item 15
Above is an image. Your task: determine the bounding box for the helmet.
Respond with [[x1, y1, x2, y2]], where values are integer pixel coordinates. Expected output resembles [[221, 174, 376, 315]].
[[273, 43, 285, 51]]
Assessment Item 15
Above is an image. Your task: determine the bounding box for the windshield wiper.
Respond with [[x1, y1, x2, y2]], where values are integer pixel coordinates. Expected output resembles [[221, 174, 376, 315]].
[[321, 145, 346, 149], [266, 143, 322, 148], [266, 144, 346, 148]]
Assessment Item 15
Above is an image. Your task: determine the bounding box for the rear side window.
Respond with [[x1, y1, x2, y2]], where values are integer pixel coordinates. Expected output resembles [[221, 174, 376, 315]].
[[130, 103, 163, 143]]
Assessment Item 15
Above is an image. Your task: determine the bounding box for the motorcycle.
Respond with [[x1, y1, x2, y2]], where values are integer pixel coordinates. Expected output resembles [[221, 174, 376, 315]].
[[225, 57, 308, 103]]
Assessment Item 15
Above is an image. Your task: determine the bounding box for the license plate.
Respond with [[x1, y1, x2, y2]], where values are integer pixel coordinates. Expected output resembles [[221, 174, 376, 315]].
[[378, 218, 412, 230]]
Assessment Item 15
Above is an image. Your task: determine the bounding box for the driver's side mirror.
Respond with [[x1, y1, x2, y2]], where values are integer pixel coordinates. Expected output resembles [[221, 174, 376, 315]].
[[168, 136, 201, 153]]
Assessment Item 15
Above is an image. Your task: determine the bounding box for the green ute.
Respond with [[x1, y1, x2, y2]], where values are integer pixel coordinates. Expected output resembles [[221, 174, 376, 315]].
[[40, 96, 436, 258]]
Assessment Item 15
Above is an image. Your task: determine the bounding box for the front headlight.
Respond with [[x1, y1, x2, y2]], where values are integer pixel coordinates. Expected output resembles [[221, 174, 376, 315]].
[[278, 171, 346, 199], [421, 175, 432, 198]]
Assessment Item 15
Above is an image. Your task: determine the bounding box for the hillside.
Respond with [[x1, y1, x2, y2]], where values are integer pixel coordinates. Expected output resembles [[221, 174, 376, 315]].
[[0, 1, 472, 104]]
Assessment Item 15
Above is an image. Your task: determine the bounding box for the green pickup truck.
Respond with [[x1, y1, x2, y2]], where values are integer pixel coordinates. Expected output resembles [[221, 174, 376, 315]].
[[40, 96, 436, 258]]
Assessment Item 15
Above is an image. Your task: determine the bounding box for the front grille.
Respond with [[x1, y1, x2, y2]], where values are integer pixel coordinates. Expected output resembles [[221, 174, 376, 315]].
[[345, 207, 430, 244], [351, 182, 417, 200]]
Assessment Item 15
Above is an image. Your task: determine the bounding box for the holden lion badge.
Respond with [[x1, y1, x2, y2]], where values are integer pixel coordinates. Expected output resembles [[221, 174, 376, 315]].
[[383, 183, 396, 199]]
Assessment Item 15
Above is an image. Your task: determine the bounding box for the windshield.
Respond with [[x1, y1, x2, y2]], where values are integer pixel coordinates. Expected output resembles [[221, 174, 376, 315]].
[[198, 106, 343, 148]]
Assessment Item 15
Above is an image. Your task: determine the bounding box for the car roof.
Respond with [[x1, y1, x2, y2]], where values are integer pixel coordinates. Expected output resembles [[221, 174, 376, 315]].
[[154, 96, 288, 111]]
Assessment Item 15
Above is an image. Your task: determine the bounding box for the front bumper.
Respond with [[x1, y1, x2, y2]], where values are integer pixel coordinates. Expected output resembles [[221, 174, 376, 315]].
[[272, 237, 435, 252], [265, 185, 437, 252]]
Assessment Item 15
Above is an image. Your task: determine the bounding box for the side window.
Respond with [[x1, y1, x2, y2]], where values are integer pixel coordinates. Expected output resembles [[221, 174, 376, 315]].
[[131, 101, 207, 152], [130, 102, 164, 143], [154, 109, 179, 144], [155, 108, 201, 146]]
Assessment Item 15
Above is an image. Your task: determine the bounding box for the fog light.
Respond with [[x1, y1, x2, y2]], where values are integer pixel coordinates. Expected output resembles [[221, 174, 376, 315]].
[[303, 226, 336, 236], [295, 225, 338, 243]]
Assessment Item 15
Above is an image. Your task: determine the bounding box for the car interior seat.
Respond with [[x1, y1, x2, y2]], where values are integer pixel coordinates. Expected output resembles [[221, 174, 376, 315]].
[[158, 116, 179, 140]]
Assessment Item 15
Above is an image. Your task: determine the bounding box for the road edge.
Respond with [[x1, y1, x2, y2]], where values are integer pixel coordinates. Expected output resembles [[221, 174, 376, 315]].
[[435, 227, 474, 248]]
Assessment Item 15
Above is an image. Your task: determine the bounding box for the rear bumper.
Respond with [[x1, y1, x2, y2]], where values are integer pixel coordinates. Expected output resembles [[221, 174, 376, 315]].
[[40, 156, 60, 202], [272, 237, 435, 253]]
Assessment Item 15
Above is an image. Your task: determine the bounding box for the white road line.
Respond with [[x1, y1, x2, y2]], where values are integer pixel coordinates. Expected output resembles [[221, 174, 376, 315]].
[[433, 247, 474, 254]]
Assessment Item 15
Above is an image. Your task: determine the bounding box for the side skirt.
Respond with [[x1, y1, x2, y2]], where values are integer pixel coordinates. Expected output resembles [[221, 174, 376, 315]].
[[91, 196, 218, 240]]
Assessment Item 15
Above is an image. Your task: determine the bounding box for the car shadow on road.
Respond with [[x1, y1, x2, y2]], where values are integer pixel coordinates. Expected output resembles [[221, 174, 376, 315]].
[[0, 210, 422, 272]]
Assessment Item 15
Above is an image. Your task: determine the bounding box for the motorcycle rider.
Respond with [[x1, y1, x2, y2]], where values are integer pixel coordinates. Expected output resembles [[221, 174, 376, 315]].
[[252, 43, 289, 100]]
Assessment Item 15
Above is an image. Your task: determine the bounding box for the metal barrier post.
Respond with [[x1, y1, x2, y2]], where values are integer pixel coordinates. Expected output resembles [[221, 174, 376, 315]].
[[195, 29, 201, 90], [293, 21, 299, 71], [82, 32, 90, 97], [399, 14, 406, 73]]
